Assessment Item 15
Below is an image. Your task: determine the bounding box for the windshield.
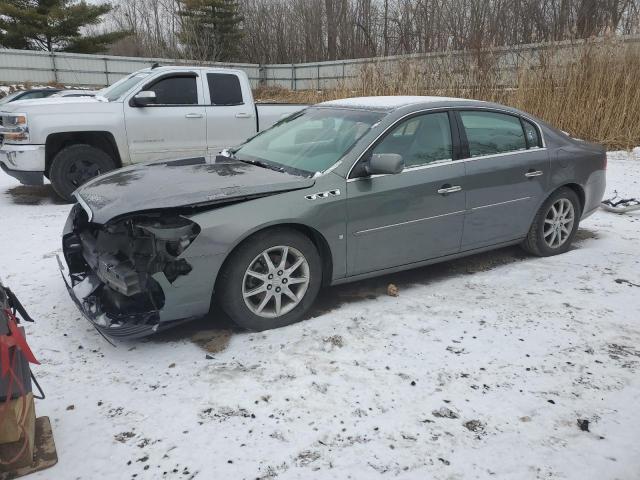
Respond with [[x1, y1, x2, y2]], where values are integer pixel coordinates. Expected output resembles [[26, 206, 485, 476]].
[[233, 107, 385, 175], [0, 91, 23, 104], [101, 72, 151, 101]]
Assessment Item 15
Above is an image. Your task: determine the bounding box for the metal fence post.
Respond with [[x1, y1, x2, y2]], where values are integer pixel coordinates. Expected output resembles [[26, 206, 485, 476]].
[[103, 57, 109, 86], [50, 52, 58, 84], [258, 64, 266, 86], [317, 64, 320, 90], [291, 64, 296, 91]]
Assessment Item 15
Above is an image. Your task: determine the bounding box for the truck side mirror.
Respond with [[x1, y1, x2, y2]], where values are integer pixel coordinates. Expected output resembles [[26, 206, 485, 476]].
[[132, 90, 157, 107]]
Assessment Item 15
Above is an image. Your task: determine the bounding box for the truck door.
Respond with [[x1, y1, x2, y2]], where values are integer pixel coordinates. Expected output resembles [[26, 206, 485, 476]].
[[204, 72, 256, 156], [124, 72, 207, 164]]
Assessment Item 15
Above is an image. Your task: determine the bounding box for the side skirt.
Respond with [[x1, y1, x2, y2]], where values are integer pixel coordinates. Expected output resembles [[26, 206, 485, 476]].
[[330, 238, 524, 286]]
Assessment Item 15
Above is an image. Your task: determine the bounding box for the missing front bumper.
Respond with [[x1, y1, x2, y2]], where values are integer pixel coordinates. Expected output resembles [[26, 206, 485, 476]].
[[57, 255, 161, 339]]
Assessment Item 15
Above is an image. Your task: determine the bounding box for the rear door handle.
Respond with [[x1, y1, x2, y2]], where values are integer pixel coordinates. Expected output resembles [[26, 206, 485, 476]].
[[525, 170, 544, 178], [185, 113, 204, 118], [437, 185, 462, 195], [235, 112, 252, 118]]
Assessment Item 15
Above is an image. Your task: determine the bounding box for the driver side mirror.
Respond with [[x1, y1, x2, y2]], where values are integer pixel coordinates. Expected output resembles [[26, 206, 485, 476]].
[[132, 90, 157, 107], [366, 153, 404, 175]]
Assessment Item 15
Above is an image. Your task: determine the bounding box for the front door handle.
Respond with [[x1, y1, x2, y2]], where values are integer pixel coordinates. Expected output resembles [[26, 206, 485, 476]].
[[185, 113, 204, 118], [235, 112, 252, 118], [525, 170, 544, 178], [437, 185, 462, 195]]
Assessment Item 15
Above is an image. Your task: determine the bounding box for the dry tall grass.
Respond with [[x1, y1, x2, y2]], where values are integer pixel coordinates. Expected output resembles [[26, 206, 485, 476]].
[[255, 40, 640, 150]]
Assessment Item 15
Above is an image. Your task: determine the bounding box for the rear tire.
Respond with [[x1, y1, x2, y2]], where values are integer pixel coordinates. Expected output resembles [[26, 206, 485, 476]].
[[49, 144, 116, 202], [217, 228, 322, 331], [522, 187, 581, 257]]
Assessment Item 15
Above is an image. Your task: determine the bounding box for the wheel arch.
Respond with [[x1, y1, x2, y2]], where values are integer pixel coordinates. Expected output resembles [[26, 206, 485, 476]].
[[561, 183, 585, 213], [214, 222, 334, 293], [44, 131, 122, 177]]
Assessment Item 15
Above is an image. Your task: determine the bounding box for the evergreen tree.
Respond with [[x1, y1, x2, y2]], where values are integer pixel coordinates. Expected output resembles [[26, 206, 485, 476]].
[[0, 0, 127, 53], [179, 0, 243, 61]]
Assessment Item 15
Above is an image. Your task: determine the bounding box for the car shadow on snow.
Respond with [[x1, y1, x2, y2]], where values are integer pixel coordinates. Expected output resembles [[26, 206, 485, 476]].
[[311, 227, 598, 317], [145, 227, 598, 351], [4, 184, 67, 205]]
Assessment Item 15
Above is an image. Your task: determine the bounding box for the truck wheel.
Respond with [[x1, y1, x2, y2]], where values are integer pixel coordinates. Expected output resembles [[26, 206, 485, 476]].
[[49, 144, 116, 202], [217, 228, 322, 331]]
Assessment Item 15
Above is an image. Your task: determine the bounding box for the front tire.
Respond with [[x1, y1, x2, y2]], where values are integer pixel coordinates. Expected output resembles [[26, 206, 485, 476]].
[[217, 228, 322, 331], [522, 187, 581, 256], [49, 144, 116, 202]]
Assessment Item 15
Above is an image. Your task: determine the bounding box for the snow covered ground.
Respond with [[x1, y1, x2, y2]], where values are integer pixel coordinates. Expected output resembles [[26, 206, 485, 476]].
[[1, 151, 639, 480]]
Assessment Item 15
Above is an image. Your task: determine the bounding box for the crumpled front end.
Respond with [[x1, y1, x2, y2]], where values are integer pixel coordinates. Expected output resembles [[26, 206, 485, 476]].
[[59, 204, 216, 339]]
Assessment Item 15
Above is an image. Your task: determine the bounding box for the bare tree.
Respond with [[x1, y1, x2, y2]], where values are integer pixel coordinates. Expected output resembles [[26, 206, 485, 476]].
[[107, 0, 640, 62]]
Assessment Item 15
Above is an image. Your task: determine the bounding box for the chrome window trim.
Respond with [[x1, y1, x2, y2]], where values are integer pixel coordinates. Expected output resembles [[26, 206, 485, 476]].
[[346, 105, 547, 180], [346, 147, 547, 183]]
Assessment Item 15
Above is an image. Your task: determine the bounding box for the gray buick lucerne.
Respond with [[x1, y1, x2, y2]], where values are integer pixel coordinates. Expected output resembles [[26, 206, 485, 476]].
[[59, 96, 607, 338]]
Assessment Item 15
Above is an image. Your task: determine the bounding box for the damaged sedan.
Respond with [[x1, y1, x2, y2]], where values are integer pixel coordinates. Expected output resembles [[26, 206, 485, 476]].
[[59, 96, 607, 338]]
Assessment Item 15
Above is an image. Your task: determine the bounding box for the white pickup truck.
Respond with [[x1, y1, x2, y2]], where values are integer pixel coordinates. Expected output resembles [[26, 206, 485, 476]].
[[0, 66, 306, 200]]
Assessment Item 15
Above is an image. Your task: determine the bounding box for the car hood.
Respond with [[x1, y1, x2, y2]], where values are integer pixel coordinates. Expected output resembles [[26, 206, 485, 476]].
[[1, 96, 101, 111], [75, 157, 315, 224]]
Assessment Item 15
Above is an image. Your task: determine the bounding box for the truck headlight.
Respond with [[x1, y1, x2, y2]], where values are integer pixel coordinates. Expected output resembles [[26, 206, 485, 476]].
[[0, 113, 29, 142]]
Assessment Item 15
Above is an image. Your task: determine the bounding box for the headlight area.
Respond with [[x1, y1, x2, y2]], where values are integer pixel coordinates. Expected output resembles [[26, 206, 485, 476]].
[[62, 205, 201, 330], [0, 113, 29, 142]]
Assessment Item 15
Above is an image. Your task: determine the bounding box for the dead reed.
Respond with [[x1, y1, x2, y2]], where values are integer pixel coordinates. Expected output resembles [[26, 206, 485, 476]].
[[254, 39, 640, 150]]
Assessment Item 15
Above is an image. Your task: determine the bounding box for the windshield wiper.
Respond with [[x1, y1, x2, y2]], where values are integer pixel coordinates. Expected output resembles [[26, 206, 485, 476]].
[[234, 157, 286, 173]]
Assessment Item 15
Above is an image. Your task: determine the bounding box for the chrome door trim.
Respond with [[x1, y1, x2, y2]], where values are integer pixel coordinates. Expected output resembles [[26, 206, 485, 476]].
[[354, 210, 465, 236], [345, 105, 547, 180], [525, 170, 544, 178], [471, 196, 531, 211]]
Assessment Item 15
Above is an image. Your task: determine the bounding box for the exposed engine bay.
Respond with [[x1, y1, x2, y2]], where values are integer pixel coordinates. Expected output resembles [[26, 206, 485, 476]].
[[61, 204, 200, 335]]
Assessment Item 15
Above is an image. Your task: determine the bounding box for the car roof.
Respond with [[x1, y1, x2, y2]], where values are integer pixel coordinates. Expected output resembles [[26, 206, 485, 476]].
[[318, 95, 476, 111], [138, 65, 244, 74]]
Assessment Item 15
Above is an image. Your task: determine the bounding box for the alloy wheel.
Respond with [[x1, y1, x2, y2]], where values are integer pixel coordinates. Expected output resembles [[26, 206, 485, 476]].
[[543, 198, 575, 248], [242, 245, 310, 318]]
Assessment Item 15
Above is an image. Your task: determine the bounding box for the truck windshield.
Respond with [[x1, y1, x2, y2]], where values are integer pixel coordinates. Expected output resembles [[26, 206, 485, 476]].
[[0, 91, 23, 104], [101, 72, 151, 102], [233, 107, 385, 175]]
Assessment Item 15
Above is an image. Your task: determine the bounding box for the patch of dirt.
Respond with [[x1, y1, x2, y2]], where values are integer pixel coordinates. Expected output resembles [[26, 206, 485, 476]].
[[574, 228, 599, 242], [464, 419, 485, 433], [191, 329, 233, 353], [199, 406, 255, 422], [294, 450, 321, 467], [114, 431, 136, 443], [5, 185, 65, 205], [322, 334, 344, 348], [432, 407, 459, 419], [608, 344, 640, 358]]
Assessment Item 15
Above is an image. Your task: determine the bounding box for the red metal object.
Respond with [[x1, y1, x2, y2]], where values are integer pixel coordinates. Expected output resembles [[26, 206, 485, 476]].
[[0, 309, 39, 378]]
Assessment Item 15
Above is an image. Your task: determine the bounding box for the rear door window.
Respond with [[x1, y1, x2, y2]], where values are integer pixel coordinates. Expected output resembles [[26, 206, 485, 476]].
[[207, 73, 244, 105], [460, 111, 527, 157]]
